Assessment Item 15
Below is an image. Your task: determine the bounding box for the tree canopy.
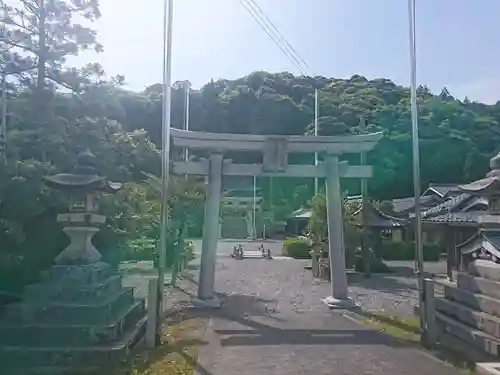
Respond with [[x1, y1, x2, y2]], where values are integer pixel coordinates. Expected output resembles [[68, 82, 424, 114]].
[[76, 71, 499, 200], [2, 0, 500, 292]]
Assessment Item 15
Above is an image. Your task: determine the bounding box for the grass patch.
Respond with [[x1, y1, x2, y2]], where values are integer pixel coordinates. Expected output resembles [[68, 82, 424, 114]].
[[359, 313, 421, 344], [67, 315, 207, 375], [116, 316, 207, 375], [353, 311, 478, 374]]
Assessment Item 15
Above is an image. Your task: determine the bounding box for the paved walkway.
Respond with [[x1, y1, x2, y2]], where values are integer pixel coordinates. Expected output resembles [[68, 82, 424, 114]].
[[179, 243, 461, 375]]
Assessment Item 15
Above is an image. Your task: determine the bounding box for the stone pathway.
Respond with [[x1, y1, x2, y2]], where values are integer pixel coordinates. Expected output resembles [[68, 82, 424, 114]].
[[348, 260, 448, 316], [169, 247, 462, 375]]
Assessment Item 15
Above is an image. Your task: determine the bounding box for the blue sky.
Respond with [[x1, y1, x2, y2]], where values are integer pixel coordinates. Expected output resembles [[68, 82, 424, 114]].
[[73, 0, 500, 103]]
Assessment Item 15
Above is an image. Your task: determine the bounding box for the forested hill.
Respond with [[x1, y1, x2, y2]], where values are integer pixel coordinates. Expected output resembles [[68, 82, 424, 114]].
[[6, 70, 500, 200], [79, 71, 500, 199]]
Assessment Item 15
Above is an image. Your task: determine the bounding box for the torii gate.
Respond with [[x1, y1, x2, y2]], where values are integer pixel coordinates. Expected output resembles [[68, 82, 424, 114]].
[[172, 129, 382, 308]]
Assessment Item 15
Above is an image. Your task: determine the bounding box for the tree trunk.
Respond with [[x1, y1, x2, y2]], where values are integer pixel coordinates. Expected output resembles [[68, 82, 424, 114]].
[[37, 0, 46, 94], [35, 0, 50, 161]]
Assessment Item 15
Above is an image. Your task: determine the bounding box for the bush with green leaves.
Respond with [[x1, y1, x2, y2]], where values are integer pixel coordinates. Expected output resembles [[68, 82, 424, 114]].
[[381, 241, 441, 261], [283, 236, 312, 259], [354, 256, 392, 273]]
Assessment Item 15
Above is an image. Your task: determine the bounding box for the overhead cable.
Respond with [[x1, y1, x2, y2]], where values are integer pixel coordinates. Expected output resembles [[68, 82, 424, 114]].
[[245, 0, 315, 76], [239, 0, 313, 76]]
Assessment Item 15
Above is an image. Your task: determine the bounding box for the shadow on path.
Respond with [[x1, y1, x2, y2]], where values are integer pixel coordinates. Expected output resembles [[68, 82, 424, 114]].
[[182, 293, 410, 349], [165, 261, 460, 375]]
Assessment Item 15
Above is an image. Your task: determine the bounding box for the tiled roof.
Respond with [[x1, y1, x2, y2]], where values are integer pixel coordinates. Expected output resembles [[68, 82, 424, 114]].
[[423, 211, 482, 225], [421, 193, 472, 218], [461, 196, 488, 212], [287, 208, 311, 219], [392, 195, 440, 214], [425, 183, 461, 198], [355, 202, 408, 228], [457, 231, 500, 263], [485, 231, 500, 252]]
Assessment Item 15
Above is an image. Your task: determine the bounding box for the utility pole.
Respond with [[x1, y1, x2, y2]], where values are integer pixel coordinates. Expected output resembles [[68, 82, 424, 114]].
[[253, 175, 257, 239], [173, 80, 191, 163], [184, 81, 190, 154], [359, 118, 370, 277]]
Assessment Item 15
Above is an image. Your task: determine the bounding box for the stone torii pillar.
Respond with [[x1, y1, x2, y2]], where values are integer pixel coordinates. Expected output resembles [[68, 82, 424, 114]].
[[323, 154, 351, 307], [195, 153, 224, 307]]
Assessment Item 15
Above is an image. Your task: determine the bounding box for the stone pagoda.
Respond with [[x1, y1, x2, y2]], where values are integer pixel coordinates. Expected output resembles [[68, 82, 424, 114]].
[[0, 150, 147, 373]]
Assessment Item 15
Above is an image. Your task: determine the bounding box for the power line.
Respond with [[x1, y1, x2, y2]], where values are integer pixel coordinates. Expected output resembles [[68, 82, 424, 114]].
[[245, 0, 315, 76], [239, 0, 311, 76], [239, 0, 305, 74]]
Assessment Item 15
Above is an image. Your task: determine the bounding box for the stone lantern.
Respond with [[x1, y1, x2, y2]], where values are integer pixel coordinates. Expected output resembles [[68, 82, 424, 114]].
[[43, 149, 121, 265], [0, 150, 146, 373]]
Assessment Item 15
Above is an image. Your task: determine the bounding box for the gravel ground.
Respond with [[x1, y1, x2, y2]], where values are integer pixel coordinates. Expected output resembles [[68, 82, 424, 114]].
[[119, 240, 461, 374], [123, 240, 447, 317], [177, 242, 460, 375], [347, 260, 448, 316]]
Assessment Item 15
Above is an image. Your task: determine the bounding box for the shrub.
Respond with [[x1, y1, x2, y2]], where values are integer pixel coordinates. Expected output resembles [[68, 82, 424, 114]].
[[381, 241, 441, 261], [120, 236, 158, 262], [354, 256, 392, 273], [283, 236, 312, 259]]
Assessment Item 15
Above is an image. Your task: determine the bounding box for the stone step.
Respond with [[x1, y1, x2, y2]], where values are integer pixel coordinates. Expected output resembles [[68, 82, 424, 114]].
[[477, 363, 500, 375], [438, 331, 496, 363], [0, 314, 147, 370], [436, 310, 500, 357], [242, 250, 265, 258], [436, 297, 500, 339], [0, 299, 145, 347], [437, 279, 500, 319], [3, 288, 135, 325], [23, 275, 123, 304], [39, 262, 114, 285], [457, 272, 500, 300], [221, 218, 249, 239], [469, 260, 500, 282]]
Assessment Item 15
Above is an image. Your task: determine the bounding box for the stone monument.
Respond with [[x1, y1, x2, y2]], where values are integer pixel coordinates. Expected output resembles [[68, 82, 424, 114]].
[[0, 150, 147, 373]]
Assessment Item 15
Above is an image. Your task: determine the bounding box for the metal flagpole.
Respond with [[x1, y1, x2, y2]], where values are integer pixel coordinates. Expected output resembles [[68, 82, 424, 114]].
[[408, 0, 425, 338], [184, 81, 190, 161], [183, 82, 190, 239], [253, 175, 257, 239], [158, 0, 174, 324], [360, 118, 370, 277], [314, 88, 319, 195]]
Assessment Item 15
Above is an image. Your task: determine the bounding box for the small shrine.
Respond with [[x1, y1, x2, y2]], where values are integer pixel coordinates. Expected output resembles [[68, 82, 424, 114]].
[[457, 151, 500, 269], [221, 176, 263, 239], [355, 201, 408, 254], [0, 150, 147, 372]]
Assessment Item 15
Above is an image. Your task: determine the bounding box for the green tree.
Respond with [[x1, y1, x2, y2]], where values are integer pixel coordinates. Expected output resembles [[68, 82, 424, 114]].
[[1, 0, 103, 93]]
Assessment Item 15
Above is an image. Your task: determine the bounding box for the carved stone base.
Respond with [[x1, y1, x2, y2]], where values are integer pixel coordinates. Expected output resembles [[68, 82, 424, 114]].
[[0, 262, 146, 372], [192, 296, 222, 309], [56, 226, 102, 264], [322, 296, 357, 309]]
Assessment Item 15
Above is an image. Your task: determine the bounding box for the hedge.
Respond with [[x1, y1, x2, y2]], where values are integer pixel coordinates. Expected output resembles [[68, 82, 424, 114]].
[[381, 241, 441, 261], [354, 256, 392, 273], [283, 236, 312, 259], [283, 237, 441, 262]]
